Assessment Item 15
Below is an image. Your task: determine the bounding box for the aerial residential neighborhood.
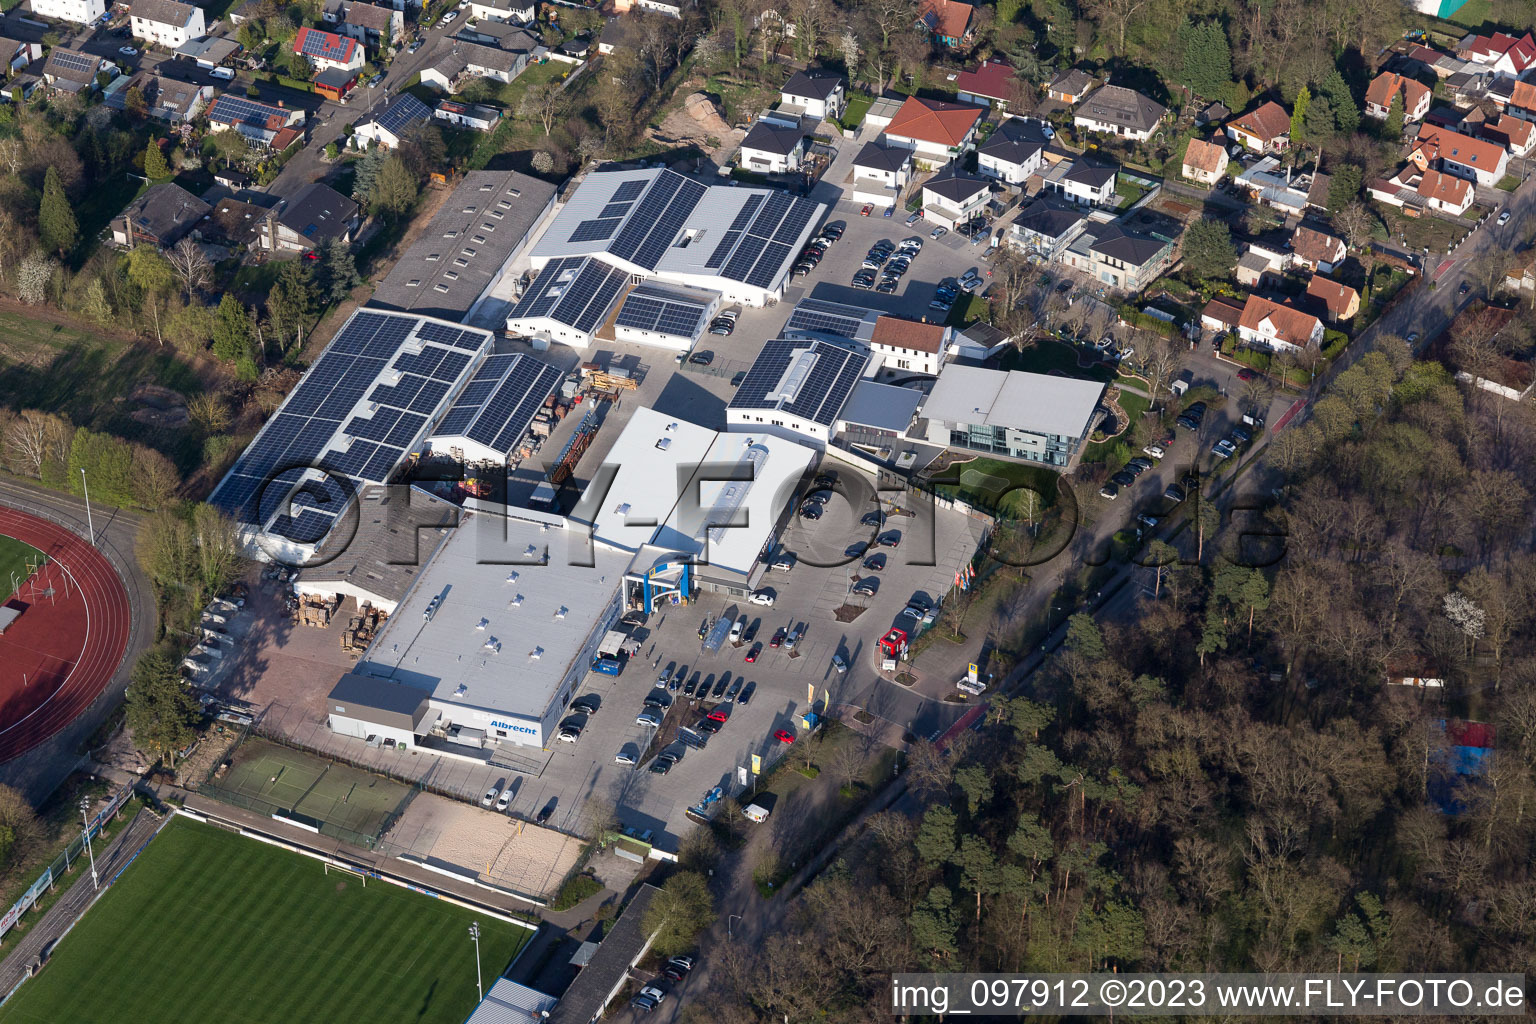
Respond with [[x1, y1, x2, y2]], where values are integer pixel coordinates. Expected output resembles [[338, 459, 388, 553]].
[[0, 0, 1529, 1020]]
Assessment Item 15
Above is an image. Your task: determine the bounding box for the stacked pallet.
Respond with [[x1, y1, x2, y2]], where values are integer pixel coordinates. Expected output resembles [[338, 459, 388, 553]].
[[293, 594, 338, 627]]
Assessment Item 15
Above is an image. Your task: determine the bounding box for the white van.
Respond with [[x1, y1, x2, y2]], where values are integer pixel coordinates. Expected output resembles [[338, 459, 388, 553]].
[[210, 66, 235, 80], [744, 803, 770, 822]]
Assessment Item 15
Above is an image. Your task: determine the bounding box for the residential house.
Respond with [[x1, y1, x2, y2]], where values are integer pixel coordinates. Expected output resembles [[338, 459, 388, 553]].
[[1181, 137, 1226, 185], [1194, 101, 1231, 126], [1412, 123, 1509, 186], [1481, 112, 1536, 156], [29, 0, 105, 24], [1007, 197, 1087, 262], [420, 41, 527, 91], [1237, 294, 1324, 353], [1417, 166, 1476, 214], [41, 48, 106, 94], [1305, 275, 1360, 322], [739, 121, 807, 174], [340, 2, 403, 49], [293, 27, 364, 73], [1073, 85, 1166, 142], [1057, 221, 1105, 275], [1290, 224, 1346, 272], [1509, 79, 1536, 122], [1043, 159, 1117, 207], [1047, 68, 1095, 104], [1090, 222, 1174, 291], [456, 21, 537, 51], [1234, 252, 1273, 288], [914, 0, 973, 49], [869, 315, 948, 376], [129, 0, 205, 49], [0, 37, 43, 76], [104, 72, 210, 121], [849, 140, 912, 204], [921, 169, 990, 227], [1245, 234, 1291, 273], [312, 66, 360, 102], [881, 95, 983, 164], [434, 99, 500, 131], [629, 0, 690, 15], [1442, 70, 1491, 105], [955, 59, 1016, 110], [1200, 294, 1246, 336], [1305, 172, 1333, 215], [596, 15, 643, 54], [206, 93, 305, 150], [260, 182, 359, 253], [352, 92, 433, 149], [1225, 100, 1291, 152], [780, 69, 845, 121], [1365, 71, 1432, 121], [976, 116, 1048, 184], [111, 183, 210, 248], [1503, 247, 1536, 294], [1456, 31, 1536, 76], [950, 321, 1011, 360], [1487, 76, 1516, 109], [207, 197, 269, 249], [465, 0, 534, 21]]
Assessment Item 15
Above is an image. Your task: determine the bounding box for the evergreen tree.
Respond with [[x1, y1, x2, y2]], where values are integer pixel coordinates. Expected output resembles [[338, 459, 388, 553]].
[[1182, 21, 1233, 100], [125, 647, 201, 767], [1182, 219, 1238, 279], [321, 237, 360, 303], [1384, 93, 1404, 141], [211, 293, 254, 368], [38, 166, 77, 258], [1290, 85, 1311, 147], [351, 145, 386, 203], [268, 260, 320, 353], [1321, 69, 1359, 135], [1304, 95, 1336, 145], [1327, 164, 1364, 212], [143, 140, 170, 180]]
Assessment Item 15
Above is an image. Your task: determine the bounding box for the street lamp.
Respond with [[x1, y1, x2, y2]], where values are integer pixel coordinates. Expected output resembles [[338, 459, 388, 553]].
[[79, 797, 98, 890], [80, 468, 95, 546], [468, 922, 483, 1002], [728, 913, 741, 938]]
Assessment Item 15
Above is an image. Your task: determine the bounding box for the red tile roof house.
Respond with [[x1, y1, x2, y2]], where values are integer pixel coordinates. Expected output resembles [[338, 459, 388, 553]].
[[1237, 294, 1324, 353], [881, 95, 984, 166], [1411, 123, 1509, 187], [1457, 31, 1536, 77], [1366, 165, 1475, 216], [1364, 71, 1432, 122], [1304, 275, 1360, 322], [1181, 137, 1227, 185], [1225, 100, 1291, 152], [914, 0, 974, 49], [1480, 113, 1536, 157], [956, 59, 1018, 111], [1510, 79, 1536, 122], [1290, 224, 1346, 273]]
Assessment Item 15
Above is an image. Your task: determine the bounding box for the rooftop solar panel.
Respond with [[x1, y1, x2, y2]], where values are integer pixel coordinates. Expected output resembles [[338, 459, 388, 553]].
[[611, 179, 647, 202], [599, 201, 634, 219], [727, 337, 869, 426], [209, 94, 285, 128], [727, 194, 765, 232], [772, 198, 817, 244], [613, 289, 708, 338], [745, 240, 794, 289], [429, 353, 561, 457], [704, 229, 743, 270], [609, 172, 682, 264], [376, 92, 433, 135], [48, 49, 96, 74], [297, 27, 353, 63], [569, 217, 624, 243]]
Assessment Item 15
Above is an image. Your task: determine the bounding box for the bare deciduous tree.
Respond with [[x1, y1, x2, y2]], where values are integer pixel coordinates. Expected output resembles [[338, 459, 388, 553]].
[[165, 237, 211, 301]]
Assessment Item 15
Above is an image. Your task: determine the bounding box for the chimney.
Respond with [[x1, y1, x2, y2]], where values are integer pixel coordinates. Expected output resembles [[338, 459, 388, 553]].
[[277, 99, 284, 108]]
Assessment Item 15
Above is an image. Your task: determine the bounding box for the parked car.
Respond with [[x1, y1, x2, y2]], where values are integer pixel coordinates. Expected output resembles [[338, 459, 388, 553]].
[[615, 749, 637, 765], [707, 707, 730, 722], [773, 729, 796, 743], [1236, 368, 1257, 381], [1143, 444, 1166, 459], [832, 654, 847, 673], [863, 553, 885, 571], [570, 695, 599, 715], [744, 643, 761, 663], [697, 717, 723, 734], [709, 311, 738, 335], [1231, 425, 1253, 442], [876, 279, 899, 293], [930, 226, 948, 240], [1111, 470, 1135, 487], [1137, 512, 1162, 529], [636, 711, 662, 728], [1163, 484, 1186, 502], [650, 753, 678, 775], [730, 370, 747, 387], [496, 789, 512, 811], [683, 674, 699, 696], [558, 725, 582, 742], [851, 578, 878, 596], [1499, 210, 1512, 226], [1212, 439, 1237, 459], [1100, 482, 1120, 499], [821, 222, 844, 240], [737, 682, 755, 705], [770, 628, 785, 648], [878, 531, 901, 548], [118, 45, 137, 55], [749, 590, 775, 606], [905, 212, 922, 226], [860, 204, 874, 216], [689, 350, 714, 365], [481, 786, 500, 807], [711, 675, 729, 698]]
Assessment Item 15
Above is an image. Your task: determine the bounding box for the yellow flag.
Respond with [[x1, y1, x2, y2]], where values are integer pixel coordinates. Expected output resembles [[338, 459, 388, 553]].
[[751, 754, 762, 775]]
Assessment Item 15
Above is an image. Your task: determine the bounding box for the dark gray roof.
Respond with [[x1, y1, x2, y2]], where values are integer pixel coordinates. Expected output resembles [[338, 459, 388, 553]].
[[547, 884, 661, 1024], [979, 116, 1049, 165], [1090, 223, 1166, 266], [457, 20, 537, 50], [368, 169, 557, 320], [1049, 68, 1095, 94], [782, 68, 844, 101], [599, 15, 642, 47], [924, 170, 989, 202], [345, 2, 393, 31], [839, 379, 922, 432], [1076, 84, 1167, 133], [275, 182, 358, 244], [327, 671, 432, 731], [1063, 161, 1116, 187], [121, 183, 211, 244], [304, 484, 459, 607], [42, 47, 102, 85], [130, 0, 197, 26], [743, 120, 804, 156], [314, 66, 358, 89], [854, 140, 911, 173], [1013, 197, 1085, 239]]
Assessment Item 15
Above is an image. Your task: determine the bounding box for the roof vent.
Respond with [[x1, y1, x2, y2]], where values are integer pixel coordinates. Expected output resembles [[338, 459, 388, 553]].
[[529, 646, 543, 660], [554, 606, 567, 619], [509, 595, 524, 608], [655, 437, 671, 451]]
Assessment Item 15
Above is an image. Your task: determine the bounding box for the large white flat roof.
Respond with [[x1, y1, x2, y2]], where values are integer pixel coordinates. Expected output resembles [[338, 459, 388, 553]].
[[570, 407, 816, 578], [923, 364, 1105, 438], [357, 512, 630, 721]]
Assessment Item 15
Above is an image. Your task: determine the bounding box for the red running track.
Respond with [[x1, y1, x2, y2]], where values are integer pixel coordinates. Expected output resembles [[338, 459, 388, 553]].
[[0, 507, 130, 763]]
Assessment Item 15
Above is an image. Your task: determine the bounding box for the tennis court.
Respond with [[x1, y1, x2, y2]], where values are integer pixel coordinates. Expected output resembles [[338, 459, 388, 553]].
[[206, 738, 413, 846]]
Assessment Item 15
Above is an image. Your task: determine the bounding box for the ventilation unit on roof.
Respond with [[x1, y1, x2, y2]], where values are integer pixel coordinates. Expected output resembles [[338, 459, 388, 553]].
[[529, 646, 543, 659], [505, 571, 519, 583], [655, 437, 671, 451], [476, 617, 488, 630], [509, 594, 523, 608], [615, 502, 631, 514], [554, 606, 567, 619]]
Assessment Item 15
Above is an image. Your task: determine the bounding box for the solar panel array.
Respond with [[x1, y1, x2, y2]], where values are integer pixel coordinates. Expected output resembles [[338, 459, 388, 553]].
[[48, 49, 96, 74], [704, 194, 764, 270], [717, 191, 820, 289], [429, 352, 562, 456], [608, 170, 708, 271], [208, 94, 284, 128], [375, 93, 433, 136], [297, 27, 354, 63], [784, 302, 866, 340], [507, 257, 628, 335], [613, 285, 709, 339], [611, 179, 648, 201], [728, 338, 869, 426], [208, 312, 492, 543]]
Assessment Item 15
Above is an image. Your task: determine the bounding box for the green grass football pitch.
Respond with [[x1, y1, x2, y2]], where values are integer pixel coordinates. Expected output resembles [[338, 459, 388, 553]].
[[0, 535, 44, 604], [0, 818, 533, 1024]]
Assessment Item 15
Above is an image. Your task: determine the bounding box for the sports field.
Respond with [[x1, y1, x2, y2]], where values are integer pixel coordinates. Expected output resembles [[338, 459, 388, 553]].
[[0, 535, 44, 604], [0, 817, 533, 1024]]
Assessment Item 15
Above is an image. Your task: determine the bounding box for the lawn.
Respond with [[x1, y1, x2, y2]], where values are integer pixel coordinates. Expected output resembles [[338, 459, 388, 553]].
[[944, 293, 990, 327], [1114, 178, 1149, 210], [0, 535, 43, 603], [1373, 204, 1467, 254], [0, 817, 532, 1024], [925, 457, 1063, 517], [998, 338, 1116, 382], [840, 92, 875, 131]]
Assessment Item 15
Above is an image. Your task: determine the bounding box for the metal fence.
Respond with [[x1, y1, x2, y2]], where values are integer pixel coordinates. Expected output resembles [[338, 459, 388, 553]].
[[0, 783, 133, 945]]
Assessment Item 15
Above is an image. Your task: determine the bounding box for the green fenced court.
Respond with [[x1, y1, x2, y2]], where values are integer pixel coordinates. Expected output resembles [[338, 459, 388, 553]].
[[0, 817, 533, 1024], [201, 737, 413, 848], [0, 536, 44, 604]]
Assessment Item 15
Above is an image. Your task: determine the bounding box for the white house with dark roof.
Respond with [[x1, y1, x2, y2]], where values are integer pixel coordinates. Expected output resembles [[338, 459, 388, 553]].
[[1089, 223, 1174, 291], [465, 0, 534, 21], [850, 140, 912, 205], [261, 182, 360, 253], [921, 169, 990, 227], [0, 36, 44, 75], [352, 92, 433, 149], [104, 71, 210, 121], [1043, 159, 1117, 206], [339, 1, 402, 48], [30, 0, 105, 24], [780, 68, 845, 120], [1007, 197, 1087, 262], [977, 116, 1048, 184], [129, 0, 205, 49], [739, 121, 807, 174], [420, 40, 527, 91], [1073, 84, 1166, 141]]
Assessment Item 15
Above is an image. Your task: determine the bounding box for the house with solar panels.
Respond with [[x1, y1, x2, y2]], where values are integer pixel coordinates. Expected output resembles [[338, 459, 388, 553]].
[[207, 309, 511, 560], [352, 92, 433, 150], [40, 47, 107, 94], [293, 26, 364, 72], [725, 334, 873, 447], [29, 0, 103, 23], [260, 183, 360, 254], [206, 93, 306, 150], [529, 168, 827, 309], [129, 0, 205, 49]]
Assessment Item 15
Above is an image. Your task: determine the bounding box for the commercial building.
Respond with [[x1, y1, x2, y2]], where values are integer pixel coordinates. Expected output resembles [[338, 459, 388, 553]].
[[725, 334, 872, 447], [369, 169, 558, 323], [530, 168, 825, 308], [420, 351, 563, 464], [611, 281, 721, 351], [921, 364, 1105, 468]]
